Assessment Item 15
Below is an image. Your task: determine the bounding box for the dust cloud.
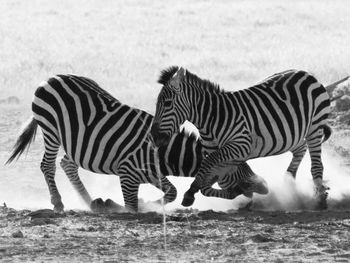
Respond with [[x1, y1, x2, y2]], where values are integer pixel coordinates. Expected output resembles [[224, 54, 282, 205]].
[[1, 147, 350, 212], [155, 147, 350, 212]]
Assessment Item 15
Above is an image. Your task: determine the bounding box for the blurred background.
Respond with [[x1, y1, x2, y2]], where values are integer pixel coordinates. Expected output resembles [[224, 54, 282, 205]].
[[1, 0, 350, 211]]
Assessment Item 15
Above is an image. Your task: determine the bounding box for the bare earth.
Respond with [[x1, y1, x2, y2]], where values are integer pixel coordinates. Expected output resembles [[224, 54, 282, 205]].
[[1, 107, 350, 262], [1, 206, 350, 262]]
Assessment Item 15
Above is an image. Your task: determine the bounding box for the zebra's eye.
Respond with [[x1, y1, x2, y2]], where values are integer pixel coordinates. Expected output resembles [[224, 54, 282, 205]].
[[163, 100, 172, 107]]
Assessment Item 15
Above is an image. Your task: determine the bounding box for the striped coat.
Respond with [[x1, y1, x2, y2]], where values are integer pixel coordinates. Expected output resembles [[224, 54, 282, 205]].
[[7, 74, 267, 212], [151, 67, 331, 208]]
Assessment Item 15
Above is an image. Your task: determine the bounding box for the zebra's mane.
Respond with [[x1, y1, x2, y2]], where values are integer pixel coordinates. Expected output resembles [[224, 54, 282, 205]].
[[158, 66, 222, 94], [178, 129, 201, 143], [158, 66, 179, 85], [184, 69, 221, 94]]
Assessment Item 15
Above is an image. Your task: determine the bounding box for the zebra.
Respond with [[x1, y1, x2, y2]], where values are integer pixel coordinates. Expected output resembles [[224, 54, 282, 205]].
[[158, 130, 268, 201], [6, 74, 267, 213], [151, 66, 333, 209]]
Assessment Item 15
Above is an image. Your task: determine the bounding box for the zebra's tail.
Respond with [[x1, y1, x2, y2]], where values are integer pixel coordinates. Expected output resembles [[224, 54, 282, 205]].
[[321, 124, 332, 143], [6, 117, 38, 164], [325, 76, 349, 91], [325, 76, 349, 101]]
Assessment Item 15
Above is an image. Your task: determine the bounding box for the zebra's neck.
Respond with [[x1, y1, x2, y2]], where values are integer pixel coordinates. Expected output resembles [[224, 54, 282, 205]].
[[189, 87, 241, 147]]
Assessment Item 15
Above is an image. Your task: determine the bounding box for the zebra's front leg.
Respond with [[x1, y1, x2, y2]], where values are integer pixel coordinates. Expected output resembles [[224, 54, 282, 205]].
[[41, 150, 64, 213], [182, 140, 252, 207], [307, 131, 329, 209], [153, 176, 177, 205], [120, 175, 140, 213], [60, 155, 92, 209]]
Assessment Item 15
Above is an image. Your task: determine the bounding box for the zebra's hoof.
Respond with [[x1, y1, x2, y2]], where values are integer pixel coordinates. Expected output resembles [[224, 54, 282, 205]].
[[314, 185, 329, 210], [315, 195, 328, 210], [53, 202, 64, 214], [181, 192, 195, 207], [315, 200, 328, 210], [104, 199, 124, 213], [243, 192, 253, 198], [90, 198, 105, 213], [238, 200, 253, 211]]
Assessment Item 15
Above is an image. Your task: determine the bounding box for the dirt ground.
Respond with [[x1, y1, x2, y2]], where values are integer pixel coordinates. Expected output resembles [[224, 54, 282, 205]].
[[1, 106, 350, 262], [1, 206, 350, 262]]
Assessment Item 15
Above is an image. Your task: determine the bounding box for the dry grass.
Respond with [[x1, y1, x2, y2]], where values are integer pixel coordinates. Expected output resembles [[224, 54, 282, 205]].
[[0, 0, 349, 114]]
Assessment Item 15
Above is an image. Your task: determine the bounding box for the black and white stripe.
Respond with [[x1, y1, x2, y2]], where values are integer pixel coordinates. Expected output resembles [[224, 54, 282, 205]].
[[151, 67, 331, 208], [6, 74, 267, 212], [7, 75, 162, 212]]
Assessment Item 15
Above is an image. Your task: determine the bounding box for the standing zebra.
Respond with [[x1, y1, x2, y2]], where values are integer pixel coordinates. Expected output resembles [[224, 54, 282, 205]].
[[151, 66, 332, 209], [6, 74, 162, 213], [6, 74, 266, 212]]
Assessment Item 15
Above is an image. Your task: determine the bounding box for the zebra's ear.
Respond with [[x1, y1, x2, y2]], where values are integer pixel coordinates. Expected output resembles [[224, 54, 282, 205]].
[[169, 67, 186, 93]]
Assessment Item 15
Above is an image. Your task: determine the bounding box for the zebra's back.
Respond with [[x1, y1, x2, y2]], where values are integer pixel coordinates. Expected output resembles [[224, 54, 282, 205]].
[[233, 70, 330, 158], [32, 74, 153, 174]]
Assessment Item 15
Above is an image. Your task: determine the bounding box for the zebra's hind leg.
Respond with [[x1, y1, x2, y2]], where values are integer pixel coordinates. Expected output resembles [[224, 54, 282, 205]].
[[287, 142, 307, 178], [60, 155, 92, 209], [153, 176, 177, 205], [307, 130, 329, 210], [40, 142, 64, 213], [218, 162, 269, 197], [198, 175, 266, 204], [138, 177, 177, 212]]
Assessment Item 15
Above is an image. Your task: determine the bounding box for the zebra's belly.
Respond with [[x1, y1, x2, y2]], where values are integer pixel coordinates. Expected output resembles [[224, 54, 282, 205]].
[[61, 122, 149, 175], [67, 154, 116, 175], [210, 163, 238, 178], [248, 132, 305, 159], [78, 160, 115, 175], [64, 140, 130, 175]]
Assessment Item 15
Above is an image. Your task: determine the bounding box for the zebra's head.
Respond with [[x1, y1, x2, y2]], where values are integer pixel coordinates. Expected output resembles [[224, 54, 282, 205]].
[[151, 66, 191, 147]]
